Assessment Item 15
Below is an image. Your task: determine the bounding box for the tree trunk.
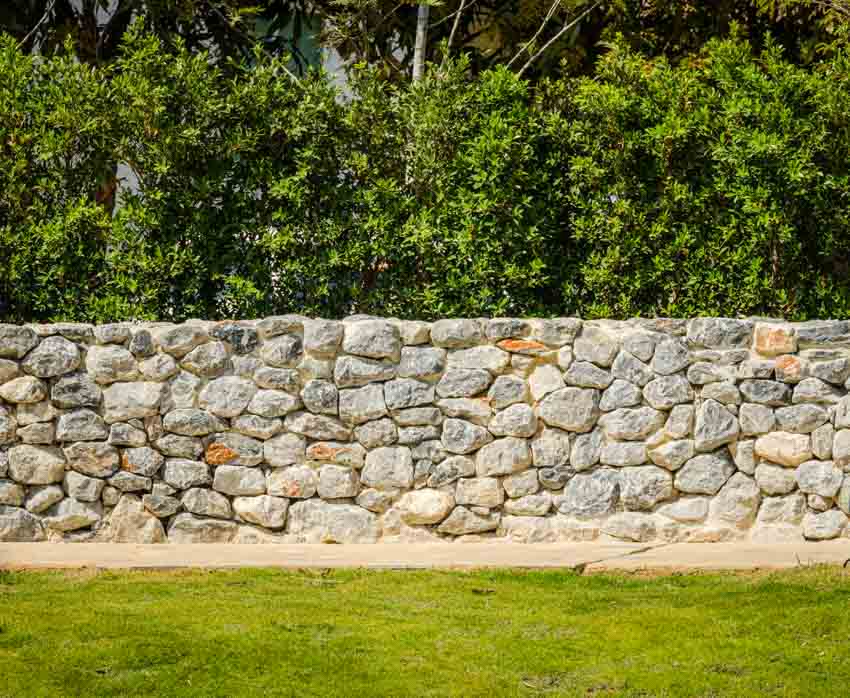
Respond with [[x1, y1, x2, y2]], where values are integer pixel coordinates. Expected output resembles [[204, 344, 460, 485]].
[[413, 4, 429, 82]]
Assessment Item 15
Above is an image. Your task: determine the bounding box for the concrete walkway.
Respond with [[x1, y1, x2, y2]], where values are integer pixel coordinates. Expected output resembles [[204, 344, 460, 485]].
[[2, 541, 850, 572]]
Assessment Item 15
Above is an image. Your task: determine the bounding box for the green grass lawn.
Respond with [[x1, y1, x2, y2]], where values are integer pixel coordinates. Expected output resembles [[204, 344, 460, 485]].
[[1, 566, 850, 697]]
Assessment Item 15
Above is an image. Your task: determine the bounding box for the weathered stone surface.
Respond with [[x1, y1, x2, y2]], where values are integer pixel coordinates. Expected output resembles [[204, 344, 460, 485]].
[[168, 513, 237, 543], [602, 512, 656, 542], [286, 500, 379, 543], [710, 473, 761, 528], [600, 441, 647, 467], [108, 470, 152, 493], [182, 487, 232, 519], [384, 378, 434, 411], [701, 381, 741, 405], [503, 493, 552, 517], [599, 407, 665, 441], [802, 510, 848, 540], [648, 439, 694, 471], [554, 469, 620, 519], [795, 460, 843, 498], [302, 319, 343, 358], [739, 403, 775, 436], [257, 433, 304, 468], [754, 432, 812, 467], [440, 418, 491, 455], [435, 398, 491, 426], [687, 318, 753, 349], [397, 346, 446, 382], [21, 336, 80, 377], [447, 346, 510, 374], [232, 495, 289, 529], [342, 320, 401, 360], [643, 375, 693, 411], [0, 504, 45, 541], [393, 407, 442, 427], [657, 497, 709, 523], [754, 323, 797, 356], [538, 387, 600, 433], [437, 506, 499, 535], [162, 409, 225, 436], [0, 479, 25, 506], [56, 409, 108, 442], [300, 380, 338, 415], [154, 434, 203, 459], [64, 442, 119, 478], [162, 459, 211, 490], [674, 451, 735, 495], [774, 404, 828, 433], [333, 355, 396, 387], [694, 399, 739, 451], [563, 361, 612, 389], [284, 412, 351, 441], [397, 489, 454, 524], [231, 414, 283, 441], [8, 445, 65, 484], [650, 338, 689, 375], [755, 463, 797, 495], [739, 380, 791, 406], [0, 359, 19, 384], [489, 404, 536, 438], [436, 368, 492, 398], [196, 376, 255, 418], [475, 437, 531, 477], [16, 422, 54, 444], [354, 418, 398, 448], [361, 446, 414, 490], [487, 375, 528, 410], [568, 428, 603, 471], [792, 377, 842, 404], [259, 334, 303, 369], [0, 324, 39, 358], [24, 485, 64, 514], [430, 319, 484, 348], [267, 465, 317, 499], [528, 427, 570, 469], [43, 498, 102, 532], [620, 466, 673, 510], [318, 465, 360, 499], [85, 345, 138, 384], [0, 376, 47, 403], [102, 382, 166, 423], [599, 379, 642, 412]]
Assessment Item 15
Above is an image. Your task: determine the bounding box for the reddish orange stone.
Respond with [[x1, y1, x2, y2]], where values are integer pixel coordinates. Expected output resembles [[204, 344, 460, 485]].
[[775, 354, 804, 382], [496, 339, 548, 354], [205, 443, 238, 465]]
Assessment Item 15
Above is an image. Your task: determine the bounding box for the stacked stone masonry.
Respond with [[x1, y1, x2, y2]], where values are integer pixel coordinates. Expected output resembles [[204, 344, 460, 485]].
[[1, 316, 850, 544]]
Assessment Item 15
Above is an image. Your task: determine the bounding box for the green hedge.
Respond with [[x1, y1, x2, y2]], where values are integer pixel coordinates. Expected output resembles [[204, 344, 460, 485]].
[[2, 28, 849, 322]]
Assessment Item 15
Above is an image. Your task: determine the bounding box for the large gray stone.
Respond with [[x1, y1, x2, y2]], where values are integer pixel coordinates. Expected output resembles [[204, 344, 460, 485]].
[[475, 437, 531, 477], [599, 407, 665, 441], [437, 506, 500, 535], [300, 380, 338, 415], [354, 418, 398, 448], [51, 373, 102, 408], [648, 439, 694, 471], [0, 505, 45, 541], [306, 441, 366, 468], [85, 345, 138, 384], [43, 498, 102, 532], [739, 380, 791, 406], [64, 442, 119, 477], [739, 403, 775, 436], [286, 500, 379, 543], [435, 369, 492, 398], [56, 409, 108, 442], [651, 338, 690, 375], [754, 432, 812, 467], [531, 427, 572, 468], [318, 464, 360, 499], [259, 334, 303, 368], [755, 463, 797, 495], [456, 477, 503, 508], [398, 347, 446, 381], [397, 489, 455, 524], [284, 412, 351, 441], [163, 409, 226, 436], [162, 459, 211, 490], [231, 414, 283, 440], [600, 441, 647, 467], [21, 336, 80, 377], [198, 376, 256, 417], [537, 387, 600, 433], [554, 469, 620, 519], [102, 382, 166, 423], [674, 451, 735, 495], [611, 351, 654, 387], [0, 324, 39, 358], [795, 460, 843, 498], [619, 467, 673, 511], [599, 379, 642, 412], [802, 510, 847, 540], [233, 495, 289, 529], [562, 361, 612, 389], [643, 375, 693, 410], [687, 318, 753, 348], [430, 319, 484, 348], [333, 355, 396, 387], [182, 488, 232, 519], [8, 445, 65, 484], [342, 320, 400, 360], [709, 473, 760, 528], [181, 341, 231, 377], [792, 377, 842, 404], [303, 320, 343, 357], [361, 446, 414, 490], [441, 418, 492, 454], [262, 432, 307, 467], [0, 376, 46, 403], [428, 455, 475, 488], [774, 404, 828, 433], [168, 513, 237, 543], [694, 399, 739, 451], [383, 378, 434, 411], [488, 404, 536, 438]]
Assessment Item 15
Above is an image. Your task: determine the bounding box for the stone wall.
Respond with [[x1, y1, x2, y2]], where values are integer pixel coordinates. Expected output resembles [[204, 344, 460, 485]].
[[1, 316, 849, 544]]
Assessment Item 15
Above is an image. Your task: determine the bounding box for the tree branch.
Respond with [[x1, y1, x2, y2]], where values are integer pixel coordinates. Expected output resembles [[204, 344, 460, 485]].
[[17, 0, 57, 50], [517, 0, 601, 77], [507, 0, 561, 69], [440, 0, 467, 68]]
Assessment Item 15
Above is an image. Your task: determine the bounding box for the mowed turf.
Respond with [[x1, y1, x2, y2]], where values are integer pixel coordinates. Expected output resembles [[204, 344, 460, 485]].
[[1, 566, 849, 697]]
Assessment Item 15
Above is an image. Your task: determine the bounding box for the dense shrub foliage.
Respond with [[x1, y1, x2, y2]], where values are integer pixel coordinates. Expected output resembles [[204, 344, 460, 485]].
[[1, 29, 849, 322]]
